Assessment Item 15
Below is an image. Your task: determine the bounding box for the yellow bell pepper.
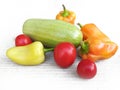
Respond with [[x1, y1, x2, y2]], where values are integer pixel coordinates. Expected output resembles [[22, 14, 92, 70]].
[[56, 4, 76, 24], [6, 41, 53, 65]]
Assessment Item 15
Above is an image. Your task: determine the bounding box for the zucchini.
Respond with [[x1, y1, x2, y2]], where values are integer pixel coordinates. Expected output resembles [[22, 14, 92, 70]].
[[22, 19, 83, 47]]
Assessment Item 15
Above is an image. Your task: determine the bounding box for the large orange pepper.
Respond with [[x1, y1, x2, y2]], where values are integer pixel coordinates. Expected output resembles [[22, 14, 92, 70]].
[[56, 4, 76, 24], [78, 23, 118, 62]]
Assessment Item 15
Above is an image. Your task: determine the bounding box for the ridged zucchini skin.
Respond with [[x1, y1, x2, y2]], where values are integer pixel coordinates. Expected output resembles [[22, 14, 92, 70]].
[[22, 19, 83, 47]]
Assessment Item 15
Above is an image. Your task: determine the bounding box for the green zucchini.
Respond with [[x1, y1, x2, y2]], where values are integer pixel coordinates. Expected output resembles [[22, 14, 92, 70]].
[[22, 19, 83, 47]]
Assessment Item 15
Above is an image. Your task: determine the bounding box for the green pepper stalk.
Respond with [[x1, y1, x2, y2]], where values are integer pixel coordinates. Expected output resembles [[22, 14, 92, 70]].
[[44, 48, 54, 53], [61, 4, 70, 17], [77, 23, 89, 54], [6, 41, 53, 66]]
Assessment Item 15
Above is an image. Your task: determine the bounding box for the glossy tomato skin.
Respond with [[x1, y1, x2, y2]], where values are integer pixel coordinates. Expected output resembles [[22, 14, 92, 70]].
[[54, 42, 76, 68], [15, 34, 32, 46], [77, 59, 97, 79]]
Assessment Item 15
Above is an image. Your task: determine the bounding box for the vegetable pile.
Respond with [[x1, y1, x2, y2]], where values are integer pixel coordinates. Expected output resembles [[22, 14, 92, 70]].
[[6, 5, 118, 79]]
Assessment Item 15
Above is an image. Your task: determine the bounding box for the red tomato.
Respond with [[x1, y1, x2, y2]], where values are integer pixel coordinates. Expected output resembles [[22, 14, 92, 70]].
[[54, 42, 76, 68], [77, 59, 97, 79], [15, 34, 32, 46]]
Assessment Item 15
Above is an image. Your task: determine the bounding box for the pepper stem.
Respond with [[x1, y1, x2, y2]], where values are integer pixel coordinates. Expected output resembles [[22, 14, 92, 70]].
[[77, 23, 83, 28], [80, 41, 89, 54], [61, 4, 70, 17], [62, 4, 66, 12], [44, 48, 54, 53]]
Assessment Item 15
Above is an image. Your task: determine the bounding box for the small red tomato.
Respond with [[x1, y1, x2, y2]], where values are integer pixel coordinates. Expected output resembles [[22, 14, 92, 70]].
[[77, 59, 97, 79], [15, 34, 32, 46], [54, 42, 76, 68]]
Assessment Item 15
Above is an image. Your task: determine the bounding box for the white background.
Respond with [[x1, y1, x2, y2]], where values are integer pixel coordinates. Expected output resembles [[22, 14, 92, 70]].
[[0, 0, 120, 90]]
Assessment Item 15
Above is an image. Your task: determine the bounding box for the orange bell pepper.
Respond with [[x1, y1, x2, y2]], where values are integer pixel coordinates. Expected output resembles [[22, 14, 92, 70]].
[[78, 23, 118, 62], [56, 4, 76, 24]]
